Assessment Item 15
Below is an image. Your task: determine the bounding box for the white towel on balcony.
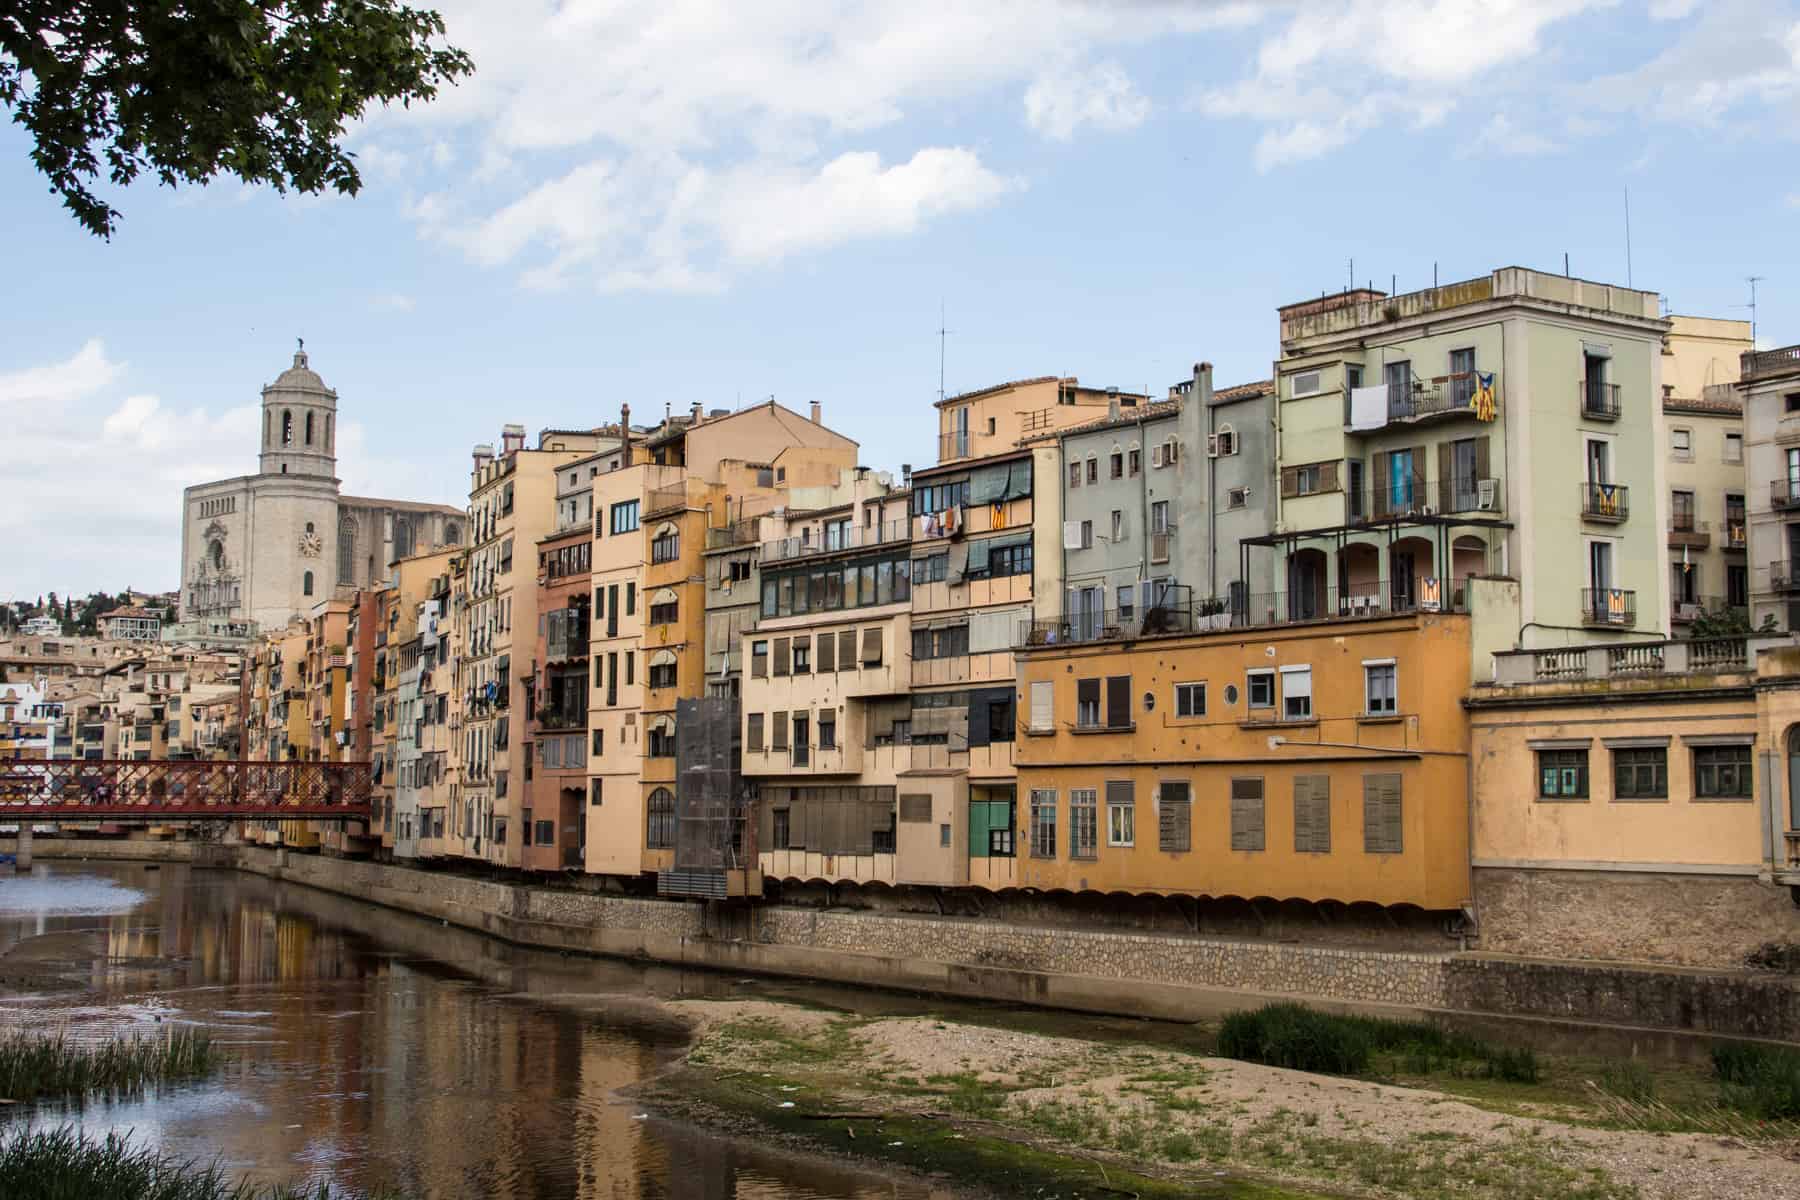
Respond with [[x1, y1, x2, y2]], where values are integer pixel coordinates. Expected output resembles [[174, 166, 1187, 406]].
[[1349, 386, 1387, 431]]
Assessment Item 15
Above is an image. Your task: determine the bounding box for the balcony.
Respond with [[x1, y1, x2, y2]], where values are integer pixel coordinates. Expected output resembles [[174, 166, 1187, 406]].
[[644, 485, 690, 517], [1491, 637, 1747, 685], [1580, 380, 1621, 421], [1367, 373, 1498, 429], [939, 429, 970, 462], [1744, 345, 1800, 379], [1773, 480, 1800, 511], [707, 518, 760, 549], [1019, 600, 1210, 648], [1672, 596, 1737, 625], [1770, 562, 1800, 593], [761, 519, 911, 564], [1346, 474, 1505, 522], [1668, 516, 1710, 550], [1580, 482, 1630, 522], [1725, 519, 1748, 551], [1580, 587, 1637, 628], [1231, 581, 1468, 628]]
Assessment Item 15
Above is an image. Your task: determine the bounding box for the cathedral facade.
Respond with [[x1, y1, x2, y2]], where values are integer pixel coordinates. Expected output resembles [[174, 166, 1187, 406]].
[[179, 346, 464, 630]]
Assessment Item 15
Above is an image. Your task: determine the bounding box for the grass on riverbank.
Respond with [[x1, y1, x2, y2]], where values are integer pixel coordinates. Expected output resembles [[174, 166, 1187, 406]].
[[1218, 1003, 1541, 1083], [0, 1127, 402, 1200], [0, 1029, 218, 1104]]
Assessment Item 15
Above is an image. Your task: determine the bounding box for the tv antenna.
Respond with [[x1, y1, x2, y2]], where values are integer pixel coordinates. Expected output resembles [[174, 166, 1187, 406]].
[[1743, 276, 1766, 347], [937, 300, 953, 404]]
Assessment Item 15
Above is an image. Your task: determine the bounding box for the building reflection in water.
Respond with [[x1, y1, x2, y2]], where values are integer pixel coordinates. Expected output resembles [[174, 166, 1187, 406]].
[[2, 863, 948, 1200]]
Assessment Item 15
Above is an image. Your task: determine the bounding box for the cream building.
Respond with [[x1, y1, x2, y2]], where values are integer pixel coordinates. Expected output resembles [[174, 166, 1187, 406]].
[[179, 344, 464, 630], [1661, 316, 1752, 626]]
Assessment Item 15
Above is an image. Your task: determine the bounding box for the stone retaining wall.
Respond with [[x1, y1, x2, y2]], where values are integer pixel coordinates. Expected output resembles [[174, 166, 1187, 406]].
[[11, 839, 1800, 1040]]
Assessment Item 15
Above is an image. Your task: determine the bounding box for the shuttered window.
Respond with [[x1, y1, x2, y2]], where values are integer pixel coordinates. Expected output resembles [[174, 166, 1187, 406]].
[[839, 629, 857, 670], [899, 793, 934, 823], [771, 711, 788, 750], [772, 637, 790, 676], [1158, 781, 1191, 852], [862, 627, 883, 665], [816, 631, 836, 672], [1293, 774, 1331, 853], [1229, 777, 1265, 851], [750, 640, 768, 678], [1029, 680, 1054, 732], [747, 713, 764, 753], [1362, 773, 1403, 853], [1105, 675, 1131, 728], [1076, 678, 1101, 727]]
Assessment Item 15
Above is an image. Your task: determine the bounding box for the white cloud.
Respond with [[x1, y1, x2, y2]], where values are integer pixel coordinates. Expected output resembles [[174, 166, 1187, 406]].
[[1649, 0, 1700, 18], [368, 292, 417, 312], [0, 338, 120, 406], [1467, 112, 1562, 156], [1025, 60, 1152, 141], [1200, 0, 1609, 167], [1581, 3, 1800, 124], [370, 0, 1258, 288]]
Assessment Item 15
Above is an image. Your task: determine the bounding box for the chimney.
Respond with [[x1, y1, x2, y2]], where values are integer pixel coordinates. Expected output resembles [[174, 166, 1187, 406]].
[[620, 403, 632, 466], [901, 463, 912, 486], [1107, 398, 1120, 421], [500, 423, 525, 456], [1197, 362, 1215, 407], [472, 443, 494, 472], [810, 401, 822, 425], [691, 401, 703, 424]]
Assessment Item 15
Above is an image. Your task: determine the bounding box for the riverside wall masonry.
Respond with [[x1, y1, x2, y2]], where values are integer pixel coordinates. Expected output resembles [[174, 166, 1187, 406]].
[[9, 838, 1800, 1041]]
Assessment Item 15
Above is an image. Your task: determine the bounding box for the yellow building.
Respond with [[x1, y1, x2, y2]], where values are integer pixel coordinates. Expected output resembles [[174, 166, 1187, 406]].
[[1662, 316, 1753, 626], [1014, 612, 1473, 910], [1469, 635, 1800, 967], [935, 375, 1148, 465]]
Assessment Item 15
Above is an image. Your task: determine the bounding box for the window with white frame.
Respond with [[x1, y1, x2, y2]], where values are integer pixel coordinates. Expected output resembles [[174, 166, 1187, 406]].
[[1671, 427, 1693, 460], [1725, 431, 1744, 464], [1029, 789, 1057, 857], [1279, 665, 1312, 720], [1226, 486, 1248, 509], [1174, 681, 1206, 718], [1364, 661, 1396, 715], [1247, 669, 1274, 710], [1069, 788, 1098, 858], [1106, 780, 1134, 846]]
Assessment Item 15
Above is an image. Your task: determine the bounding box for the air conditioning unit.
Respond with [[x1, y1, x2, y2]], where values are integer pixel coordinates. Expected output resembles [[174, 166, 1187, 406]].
[[1477, 480, 1499, 511]]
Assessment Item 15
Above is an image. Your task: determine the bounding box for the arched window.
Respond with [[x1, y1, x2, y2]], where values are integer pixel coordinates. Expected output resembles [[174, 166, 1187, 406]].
[[325, 414, 333, 451], [646, 787, 676, 848], [393, 517, 415, 560], [209, 540, 225, 570], [282, 410, 293, 446], [444, 522, 461, 545], [304, 412, 314, 445], [305, 521, 314, 534], [303, 570, 314, 597], [265, 411, 272, 445], [1215, 425, 1237, 456]]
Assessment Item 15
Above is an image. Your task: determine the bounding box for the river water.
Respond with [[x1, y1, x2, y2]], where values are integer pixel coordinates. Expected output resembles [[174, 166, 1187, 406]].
[[0, 861, 946, 1199]]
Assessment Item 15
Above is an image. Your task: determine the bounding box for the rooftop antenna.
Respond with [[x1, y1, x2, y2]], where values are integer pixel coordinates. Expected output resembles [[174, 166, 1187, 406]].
[[937, 299, 953, 404], [1743, 276, 1766, 347], [1624, 185, 1633, 288]]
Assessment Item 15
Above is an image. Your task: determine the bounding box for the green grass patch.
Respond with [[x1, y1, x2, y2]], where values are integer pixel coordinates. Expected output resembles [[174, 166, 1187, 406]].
[[1218, 1004, 1541, 1084], [0, 1029, 219, 1104], [0, 1126, 401, 1200], [1712, 1040, 1800, 1120]]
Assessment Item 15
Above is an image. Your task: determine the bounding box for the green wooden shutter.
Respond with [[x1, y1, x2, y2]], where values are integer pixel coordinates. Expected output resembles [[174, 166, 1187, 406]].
[[1293, 774, 1331, 853], [1362, 773, 1403, 853]]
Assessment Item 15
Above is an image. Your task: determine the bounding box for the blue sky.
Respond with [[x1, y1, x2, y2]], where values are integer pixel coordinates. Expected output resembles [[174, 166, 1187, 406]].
[[2, 0, 1797, 598]]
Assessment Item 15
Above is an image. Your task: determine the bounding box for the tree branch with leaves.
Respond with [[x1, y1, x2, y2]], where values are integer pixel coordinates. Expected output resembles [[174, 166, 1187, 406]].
[[0, 0, 473, 236]]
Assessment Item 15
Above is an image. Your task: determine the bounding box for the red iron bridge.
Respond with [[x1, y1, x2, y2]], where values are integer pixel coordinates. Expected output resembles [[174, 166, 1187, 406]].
[[0, 760, 373, 822]]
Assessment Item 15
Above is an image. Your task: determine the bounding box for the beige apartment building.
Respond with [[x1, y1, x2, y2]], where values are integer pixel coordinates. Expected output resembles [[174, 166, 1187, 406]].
[[1269, 267, 1672, 657], [1662, 316, 1752, 626], [935, 376, 1148, 465], [1741, 344, 1800, 629], [460, 425, 615, 867]]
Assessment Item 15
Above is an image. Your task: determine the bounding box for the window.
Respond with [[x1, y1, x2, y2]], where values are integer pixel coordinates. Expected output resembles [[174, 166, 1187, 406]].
[[1364, 662, 1396, 716], [862, 627, 883, 666], [1362, 773, 1403, 853], [1106, 781, 1134, 846], [648, 723, 675, 758], [747, 712, 764, 752], [1693, 743, 1753, 799], [1086, 456, 1098, 484], [1729, 563, 1749, 608], [1157, 781, 1191, 851], [817, 709, 837, 750], [535, 819, 555, 846], [1230, 778, 1265, 852], [1613, 746, 1668, 799], [1226, 486, 1248, 509], [1725, 432, 1744, 464], [651, 527, 680, 563], [1671, 427, 1692, 459], [1247, 669, 1274, 709], [610, 500, 639, 534], [1291, 370, 1322, 396], [626, 582, 635, 614], [1293, 775, 1331, 853], [1150, 500, 1170, 534], [1538, 748, 1589, 799], [913, 553, 948, 584], [772, 808, 791, 850], [792, 640, 811, 674], [1028, 680, 1054, 732], [985, 539, 1033, 578], [648, 659, 677, 689], [1175, 682, 1206, 718], [729, 558, 752, 583], [1214, 428, 1235, 456], [1110, 449, 1124, 479], [592, 728, 605, 756], [1103, 675, 1131, 728], [773, 637, 791, 676], [1117, 585, 1135, 623], [1671, 490, 1696, 532], [750, 640, 768, 678], [1787, 392, 1800, 414], [939, 823, 951, 847], [647, 788, 676, 847], [1030, 790, 1057, 857], [281, 409, 293, 445], [1111, 509, 1124, 541], [303, 571, 314, 596], [1069, 788, 1098, 859], [1068, 461, 1081, 489], [1128, 447, 1141, 476], [1279, 666, 1312, 720], [1079, 520, 1093, 549], [649, 598, 678, 625]]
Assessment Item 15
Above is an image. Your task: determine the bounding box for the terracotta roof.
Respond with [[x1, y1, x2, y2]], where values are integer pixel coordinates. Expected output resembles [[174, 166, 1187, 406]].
[[936, 375, 1063, 408], [1052, 398, 1181, 439], [1663, 395, 1743, 416], [1213, 379, 1275, 404], [102, 606, 161, 620]]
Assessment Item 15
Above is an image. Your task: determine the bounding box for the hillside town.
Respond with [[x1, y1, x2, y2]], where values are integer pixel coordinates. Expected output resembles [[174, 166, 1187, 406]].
[[9, 264, 1800, 975]]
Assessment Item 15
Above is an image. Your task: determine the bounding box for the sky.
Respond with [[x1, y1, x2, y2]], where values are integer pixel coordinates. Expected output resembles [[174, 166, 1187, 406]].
[[2, 0, 1798, 600]]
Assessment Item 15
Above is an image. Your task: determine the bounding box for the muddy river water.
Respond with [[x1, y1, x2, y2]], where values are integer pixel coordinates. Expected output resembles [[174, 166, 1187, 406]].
[[0, 860, 949, 1199]]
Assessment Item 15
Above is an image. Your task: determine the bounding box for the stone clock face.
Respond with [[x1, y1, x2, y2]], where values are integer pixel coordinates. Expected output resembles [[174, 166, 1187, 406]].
[[298, 531, 323, 558]]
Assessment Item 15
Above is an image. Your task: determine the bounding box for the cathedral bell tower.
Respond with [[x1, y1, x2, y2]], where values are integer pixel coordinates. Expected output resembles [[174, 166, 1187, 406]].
[[259, 339, 340, 479]]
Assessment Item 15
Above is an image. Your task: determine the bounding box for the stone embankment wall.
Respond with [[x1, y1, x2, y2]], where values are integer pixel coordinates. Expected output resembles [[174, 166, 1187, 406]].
[[11, 839, 1800, 1041]]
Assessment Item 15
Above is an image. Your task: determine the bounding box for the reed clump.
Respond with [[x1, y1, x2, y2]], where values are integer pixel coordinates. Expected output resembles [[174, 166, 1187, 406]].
[[0, 1028, 218, 1104]]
